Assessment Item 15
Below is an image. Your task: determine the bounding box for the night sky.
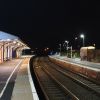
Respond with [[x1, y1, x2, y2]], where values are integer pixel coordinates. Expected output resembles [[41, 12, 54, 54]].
[[0, 0, 100, 50]]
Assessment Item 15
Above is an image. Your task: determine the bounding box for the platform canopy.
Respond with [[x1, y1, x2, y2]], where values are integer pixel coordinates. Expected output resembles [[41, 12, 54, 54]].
[[0, 31, 19, 40], [0, 31, 30, 49]]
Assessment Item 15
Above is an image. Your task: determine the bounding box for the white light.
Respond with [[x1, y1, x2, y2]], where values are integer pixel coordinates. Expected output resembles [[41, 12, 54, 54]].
[[75, 37, 78, 40], [65, 40, 69, 43], [7, 39, 11, 41], [80, 34, 84, 38], [80, 34, 85, 47], [13, 41, 16, 44], [93, 44, 95, 47]]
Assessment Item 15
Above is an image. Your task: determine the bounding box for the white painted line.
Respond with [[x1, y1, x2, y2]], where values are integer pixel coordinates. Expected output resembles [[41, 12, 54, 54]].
[[27, 60, 39, 100], [0, 60, 23, 98]]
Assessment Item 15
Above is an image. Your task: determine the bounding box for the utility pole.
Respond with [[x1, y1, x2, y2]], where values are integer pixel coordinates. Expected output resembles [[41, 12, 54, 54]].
[[71, 46, 72, 58], [59, 44, 61, 56]]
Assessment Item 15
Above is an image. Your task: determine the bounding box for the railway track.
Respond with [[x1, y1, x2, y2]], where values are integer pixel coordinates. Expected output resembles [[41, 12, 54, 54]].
[[33, 57, 100, 100], [47, 58, 100, 95], [33, 58, 78, 100]]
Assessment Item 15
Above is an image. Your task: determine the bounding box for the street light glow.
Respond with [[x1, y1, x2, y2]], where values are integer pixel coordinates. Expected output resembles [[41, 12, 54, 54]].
[[65, 40, 69, 43], [80, 34, 84, 38], [80, 34, 85, 47]]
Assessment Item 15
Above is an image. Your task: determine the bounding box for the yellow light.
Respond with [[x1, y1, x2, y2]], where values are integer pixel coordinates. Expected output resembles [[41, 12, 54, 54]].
[[87, 46, 95, 49], [18, 43, 20, 46]]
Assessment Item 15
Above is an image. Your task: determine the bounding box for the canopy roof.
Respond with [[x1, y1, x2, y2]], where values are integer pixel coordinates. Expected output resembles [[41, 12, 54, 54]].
[[0, 31, 30, 49], [0, 31, 18, 40]]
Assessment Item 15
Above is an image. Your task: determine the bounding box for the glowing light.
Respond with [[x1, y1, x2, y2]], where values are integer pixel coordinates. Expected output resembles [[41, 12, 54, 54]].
[[87, 46, 95, 49], [7, 39, 11, 41], [80, 34, 84, 38], [65, 40, 69, 43], [80, 34, 85, 47], [17, 43, 20, 46], [44, 49, 47, 51], [75, 37, 78, 40], [93, 44, 95, 47], [13, 41, 17, 44]]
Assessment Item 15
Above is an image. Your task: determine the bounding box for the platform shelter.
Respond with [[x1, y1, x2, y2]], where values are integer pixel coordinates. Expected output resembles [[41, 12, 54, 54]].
[[0, 31, 29, 63]]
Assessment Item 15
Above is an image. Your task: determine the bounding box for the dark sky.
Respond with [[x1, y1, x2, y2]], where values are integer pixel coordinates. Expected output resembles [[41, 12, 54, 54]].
[[0, 0, 100, 50]]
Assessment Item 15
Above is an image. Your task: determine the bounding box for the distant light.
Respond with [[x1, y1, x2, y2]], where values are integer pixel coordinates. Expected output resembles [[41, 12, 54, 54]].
[[93, 44, 95, 47], [80, 34, 84, 38], [87, 46, 95, 49], [75, 37, 78, 40], [65, 40, 69, 43], [31, 51, 34, 53], [17, 43, 20, 46], [44, 49, 47, 51], [13, 41, 17, 44], [7, 39, 11, 41]]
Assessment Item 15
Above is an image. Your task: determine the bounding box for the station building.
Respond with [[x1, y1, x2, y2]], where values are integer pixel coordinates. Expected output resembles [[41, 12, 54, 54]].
[[0, 31, 29, 63]]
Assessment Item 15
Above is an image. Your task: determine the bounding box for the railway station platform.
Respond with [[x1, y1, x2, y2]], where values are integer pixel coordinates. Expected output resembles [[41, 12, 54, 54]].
[[0, 55, 39, 100], [49, 55, 100, 81], [11, 56, 39, 100], [50, 55, 100, 69]]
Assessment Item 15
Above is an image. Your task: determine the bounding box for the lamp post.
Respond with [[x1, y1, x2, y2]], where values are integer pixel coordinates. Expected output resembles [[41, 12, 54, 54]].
[[59, 44, 61, 56], [75, 37, 78, 49], [80, 34, 85, 47], [65, 40, 69, 50], [70, 46, 72, 58], [65, 40, 69, 57]]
